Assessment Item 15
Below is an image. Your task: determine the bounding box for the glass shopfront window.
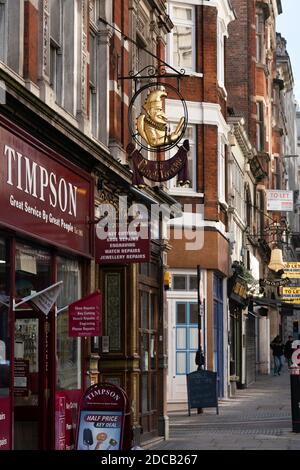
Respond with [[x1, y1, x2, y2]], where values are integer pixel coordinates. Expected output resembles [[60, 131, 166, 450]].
[[0, 237, 10, 396], [15, 243, 51, 299], [56, 257, 82, 390]]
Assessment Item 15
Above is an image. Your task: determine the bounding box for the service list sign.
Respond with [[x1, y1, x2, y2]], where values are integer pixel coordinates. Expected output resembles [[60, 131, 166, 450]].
[[0, 119, 93, 256], [95, 227, 150, 265], [68, 292, 102, 337]]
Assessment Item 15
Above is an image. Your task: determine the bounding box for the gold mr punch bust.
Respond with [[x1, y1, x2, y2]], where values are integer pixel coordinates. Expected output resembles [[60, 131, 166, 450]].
[[136, 87, 185, 148]]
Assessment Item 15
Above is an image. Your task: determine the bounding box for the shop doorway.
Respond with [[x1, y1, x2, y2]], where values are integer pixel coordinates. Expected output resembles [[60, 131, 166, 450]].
[[14, 310, 49, 450]]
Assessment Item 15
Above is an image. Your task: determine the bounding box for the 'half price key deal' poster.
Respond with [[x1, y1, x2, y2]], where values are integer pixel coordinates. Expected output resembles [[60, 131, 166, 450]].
[[76, 411, 122, 450]]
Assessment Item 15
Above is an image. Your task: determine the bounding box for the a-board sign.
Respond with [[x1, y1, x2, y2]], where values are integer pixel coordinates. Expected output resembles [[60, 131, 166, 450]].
[[186, 370, 219, 416], [75, 383, 131, 451]]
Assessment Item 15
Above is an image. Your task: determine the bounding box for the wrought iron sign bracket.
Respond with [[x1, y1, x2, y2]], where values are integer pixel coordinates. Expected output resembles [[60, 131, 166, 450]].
[[99, 16, 188, 92], [117, 61, 187, 93]]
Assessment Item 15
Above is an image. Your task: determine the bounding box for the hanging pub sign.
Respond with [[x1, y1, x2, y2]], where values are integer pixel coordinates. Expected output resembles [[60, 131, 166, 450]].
[[127, 82, 189, 187], [228, 275, 249, 306], [68, 291, 102, 337], [75, 383, 131, 451]]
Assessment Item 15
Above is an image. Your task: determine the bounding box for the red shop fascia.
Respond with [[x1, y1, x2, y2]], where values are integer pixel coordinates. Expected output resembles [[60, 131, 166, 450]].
[[0, 115, 94, 450]]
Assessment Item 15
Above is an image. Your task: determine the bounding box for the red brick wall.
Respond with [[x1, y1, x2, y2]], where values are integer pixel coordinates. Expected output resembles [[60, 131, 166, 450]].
[[23, 1, 39, 83]]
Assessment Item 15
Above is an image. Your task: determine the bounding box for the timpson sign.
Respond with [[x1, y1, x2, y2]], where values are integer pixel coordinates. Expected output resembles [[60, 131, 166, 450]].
[[0, 118, 93, 256]]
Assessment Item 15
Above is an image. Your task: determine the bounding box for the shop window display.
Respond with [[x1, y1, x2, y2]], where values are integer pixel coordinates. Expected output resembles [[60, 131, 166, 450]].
[[56, 257, 82, 390], [0, 237, 10, 395]]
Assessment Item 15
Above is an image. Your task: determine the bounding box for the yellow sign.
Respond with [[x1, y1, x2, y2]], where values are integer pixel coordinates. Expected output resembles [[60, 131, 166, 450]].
[[281, 286, 300, 303], [282, 263, 300, 279], [281, 299, 300, 304], [282, 287, 300, 295]]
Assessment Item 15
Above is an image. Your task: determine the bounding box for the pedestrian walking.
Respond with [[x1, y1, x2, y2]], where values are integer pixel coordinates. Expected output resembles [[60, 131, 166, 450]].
[[284, 335, 294, 367], [195, 348, 205, 371], [270, 336, 284, 376]]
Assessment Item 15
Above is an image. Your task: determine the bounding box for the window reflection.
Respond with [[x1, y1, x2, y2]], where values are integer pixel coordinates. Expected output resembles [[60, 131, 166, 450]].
[[0, 238, 10, 396], [56, 257, 82, 390]]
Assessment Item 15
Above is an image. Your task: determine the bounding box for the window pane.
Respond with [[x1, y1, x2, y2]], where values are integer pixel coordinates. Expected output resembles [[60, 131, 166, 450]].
[[177, 304, 187, 324], [0, 238, 10, 396], [176, 327, 186, 350], [189, 328, 198, 350], [15, 243, 51, 299], [141, 333, 149, 372], [105, 273, 121, 351], [151, 374, 157, 410], [173, 275, 186, 290], [142, 374, 148, 413], [189, 276, 198, 291], [176, 352, 186, 375], [141, 291, 148, 329], [173, 6, 192, 21], [56, 257, 82, 390], [150, 294, 155, 330], [190, 303, 198, 324], [189, 352, 198, 373], [173, 25, 193, 69]]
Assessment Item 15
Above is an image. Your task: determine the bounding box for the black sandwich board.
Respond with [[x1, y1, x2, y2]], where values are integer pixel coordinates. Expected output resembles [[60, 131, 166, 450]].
[[186, 370, 219, 416]]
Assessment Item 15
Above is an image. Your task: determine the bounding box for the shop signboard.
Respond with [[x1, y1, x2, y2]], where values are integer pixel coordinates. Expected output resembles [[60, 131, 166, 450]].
[[95, 226, 150, 265], [186, 370, 219, 416], [0, 397, 11, 450], [282, 263, 300, 279], [266, 190, 293, 212], [75, 383, 131, 451], [281, 287, 300, 304], [0, 117, 93, 257], [68, 291, 102, 338]]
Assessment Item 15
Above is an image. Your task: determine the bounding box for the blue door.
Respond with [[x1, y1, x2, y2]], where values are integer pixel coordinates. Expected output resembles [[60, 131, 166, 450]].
[[214, 275, 224, 397]]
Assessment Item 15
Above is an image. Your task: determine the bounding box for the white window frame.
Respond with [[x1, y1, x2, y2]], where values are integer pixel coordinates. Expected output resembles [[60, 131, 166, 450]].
[[168, 2, 196, 73], [256, 11, 265, 64], [167, 124, 197, 195], [217, 19, 226, 89], [218, 135, 226, 204]]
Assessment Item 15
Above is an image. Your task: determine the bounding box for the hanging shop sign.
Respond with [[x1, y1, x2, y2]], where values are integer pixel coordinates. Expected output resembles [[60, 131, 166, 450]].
[[68, 292, 102, 338], [75, 383, 131, 451], [266, 190, 294, 212], [281, 287, 300, 304], [0, 117, 93, 256], [127, 82, 189, 187], [282, 262, 300, 279], [228, 275, 249, 306], [95, 225, 150, 265]]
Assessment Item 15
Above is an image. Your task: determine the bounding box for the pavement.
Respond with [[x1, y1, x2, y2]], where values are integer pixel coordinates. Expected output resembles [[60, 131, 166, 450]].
[[149, 366, 300, 450]]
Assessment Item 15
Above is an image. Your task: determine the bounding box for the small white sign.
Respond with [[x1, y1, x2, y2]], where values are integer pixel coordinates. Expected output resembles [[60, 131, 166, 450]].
[[266, 190, 293, 212]]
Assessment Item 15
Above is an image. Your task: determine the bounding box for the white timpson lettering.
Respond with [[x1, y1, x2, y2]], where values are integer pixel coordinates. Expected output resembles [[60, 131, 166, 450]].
[[3, 145, 78, 216], [24, 156, 38, 197], [58, 178, 67, 212], [4, 145, 15, 185], [49, 172, 57, 208], [17, 152, 23, 190], [40, 165, 49, 202], [68, 182, 77, 217]]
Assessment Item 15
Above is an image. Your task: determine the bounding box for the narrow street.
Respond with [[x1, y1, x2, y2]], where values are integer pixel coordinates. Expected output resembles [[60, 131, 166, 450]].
[[150, 368, 300, 450]]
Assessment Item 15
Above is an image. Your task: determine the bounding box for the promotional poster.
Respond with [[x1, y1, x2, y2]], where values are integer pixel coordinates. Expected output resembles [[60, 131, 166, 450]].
[[76, 411, 122, 451]]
